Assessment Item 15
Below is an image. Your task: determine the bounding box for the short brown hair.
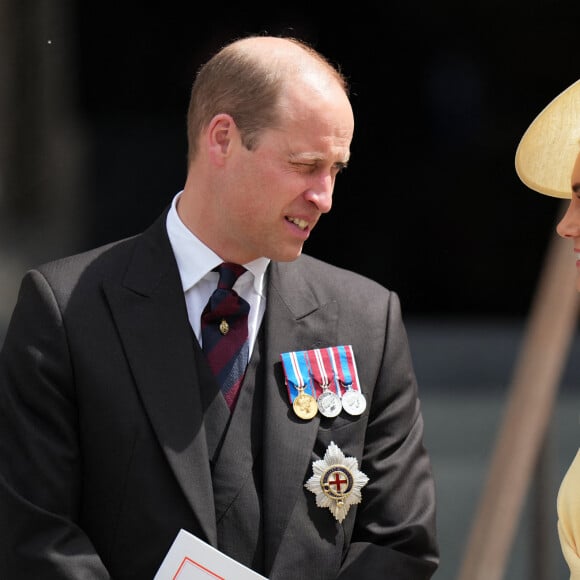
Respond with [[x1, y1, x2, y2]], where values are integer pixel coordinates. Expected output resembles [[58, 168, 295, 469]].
[[185, 35, 349, 164]]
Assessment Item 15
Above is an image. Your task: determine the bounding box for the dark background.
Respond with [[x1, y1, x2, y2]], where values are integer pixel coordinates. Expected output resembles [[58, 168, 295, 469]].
[[72, 1, 578, 318]]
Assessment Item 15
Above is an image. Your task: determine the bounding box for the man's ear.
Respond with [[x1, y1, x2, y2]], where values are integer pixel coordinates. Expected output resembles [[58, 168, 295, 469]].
[[207, 113, 235, 165]]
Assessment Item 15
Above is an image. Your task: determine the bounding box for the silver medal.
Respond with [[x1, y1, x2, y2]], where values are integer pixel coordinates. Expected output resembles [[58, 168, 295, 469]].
[[341, 388, 367, 416], [317, 389, 342, 418]]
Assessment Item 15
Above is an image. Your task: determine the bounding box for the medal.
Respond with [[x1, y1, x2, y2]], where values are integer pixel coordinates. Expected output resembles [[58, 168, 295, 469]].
[[316, 390, 342, 417], [334, 345, 366, 416], [305, 441, 369, 523], [281, 350, 318, 420], [293, 390, 318, 420], [307, 348, 342, 418], [280, 345, 364, 420], [341, 389, 367, 416]]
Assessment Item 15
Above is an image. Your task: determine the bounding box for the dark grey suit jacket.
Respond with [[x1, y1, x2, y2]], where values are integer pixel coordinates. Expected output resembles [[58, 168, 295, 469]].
[[0, 209, 438, 579]]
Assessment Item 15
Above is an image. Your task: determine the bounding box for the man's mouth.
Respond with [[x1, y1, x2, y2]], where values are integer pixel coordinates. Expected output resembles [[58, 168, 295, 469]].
[[286, 216, 309, 231]]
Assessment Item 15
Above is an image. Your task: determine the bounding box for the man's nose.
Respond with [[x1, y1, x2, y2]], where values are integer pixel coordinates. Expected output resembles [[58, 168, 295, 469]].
[[304, 177, 333, 214]]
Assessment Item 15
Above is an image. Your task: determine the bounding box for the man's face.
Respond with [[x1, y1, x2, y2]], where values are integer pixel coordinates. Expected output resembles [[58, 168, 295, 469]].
[[217, 82, 354, 264]]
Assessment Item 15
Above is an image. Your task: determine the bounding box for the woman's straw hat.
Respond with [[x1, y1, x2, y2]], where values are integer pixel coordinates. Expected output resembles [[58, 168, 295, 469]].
[[515, 79, 580, 198]]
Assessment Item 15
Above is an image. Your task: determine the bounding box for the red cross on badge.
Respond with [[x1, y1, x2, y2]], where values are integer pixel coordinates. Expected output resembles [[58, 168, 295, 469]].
[[322, 468, 353, 500], [304, 441, 369, 523]]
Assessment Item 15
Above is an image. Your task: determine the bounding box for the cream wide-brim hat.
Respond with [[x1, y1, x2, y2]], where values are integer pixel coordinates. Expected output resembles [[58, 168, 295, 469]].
[[515, 79, 580, 199]]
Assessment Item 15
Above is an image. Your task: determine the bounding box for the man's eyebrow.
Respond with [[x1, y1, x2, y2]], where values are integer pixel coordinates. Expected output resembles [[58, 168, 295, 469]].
[[288, 152, 351, 165], [288, 152, 324, 162]]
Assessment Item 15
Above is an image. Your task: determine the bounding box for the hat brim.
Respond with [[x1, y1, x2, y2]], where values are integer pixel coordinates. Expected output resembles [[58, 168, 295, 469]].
[[515, 79, 580, 199]]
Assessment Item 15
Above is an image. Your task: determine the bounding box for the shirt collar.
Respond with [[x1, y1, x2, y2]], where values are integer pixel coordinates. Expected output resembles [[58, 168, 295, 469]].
[[166, 191, 270, 295]]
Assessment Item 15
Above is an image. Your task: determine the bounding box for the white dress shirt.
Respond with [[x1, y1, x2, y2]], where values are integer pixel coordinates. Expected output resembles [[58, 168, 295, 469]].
[[165, 191, 269, 357]]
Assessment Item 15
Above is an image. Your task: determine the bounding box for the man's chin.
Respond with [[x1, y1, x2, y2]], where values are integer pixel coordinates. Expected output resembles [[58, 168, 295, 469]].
[[271, 246, 304, 262]]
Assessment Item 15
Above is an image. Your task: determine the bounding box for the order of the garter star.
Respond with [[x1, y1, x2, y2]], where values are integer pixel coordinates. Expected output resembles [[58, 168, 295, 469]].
[[305, 441, 369, 523]]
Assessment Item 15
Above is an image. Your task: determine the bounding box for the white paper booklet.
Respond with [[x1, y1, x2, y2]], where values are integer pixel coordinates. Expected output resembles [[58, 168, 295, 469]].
[[154, 528, 269, 580]]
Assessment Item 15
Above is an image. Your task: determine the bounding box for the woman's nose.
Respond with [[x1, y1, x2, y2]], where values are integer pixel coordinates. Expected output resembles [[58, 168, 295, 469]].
[[556, 201, 580, 238]]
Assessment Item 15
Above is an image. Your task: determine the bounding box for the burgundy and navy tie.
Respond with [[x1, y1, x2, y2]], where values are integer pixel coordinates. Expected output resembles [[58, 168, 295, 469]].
[[201, 262, 250, 410]]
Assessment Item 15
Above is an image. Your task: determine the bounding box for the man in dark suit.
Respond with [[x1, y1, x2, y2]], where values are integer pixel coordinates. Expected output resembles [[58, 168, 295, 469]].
[[0, 35, 439, 579]]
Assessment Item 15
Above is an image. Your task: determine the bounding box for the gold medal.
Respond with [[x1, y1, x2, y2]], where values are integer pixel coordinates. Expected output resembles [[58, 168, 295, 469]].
[[293, 391, 318, 420], [280, 349, 318, 419]]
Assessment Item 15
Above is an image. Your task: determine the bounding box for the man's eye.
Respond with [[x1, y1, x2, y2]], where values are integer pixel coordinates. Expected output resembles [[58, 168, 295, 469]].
[[292, 162, 347, 175], [293, 163, 317, 172]]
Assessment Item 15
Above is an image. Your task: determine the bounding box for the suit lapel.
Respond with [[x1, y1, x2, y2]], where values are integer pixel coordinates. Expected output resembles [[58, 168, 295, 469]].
[[261, 260, 339, 570], [101, 225, 339, 561], [103, 212, 217, 546]]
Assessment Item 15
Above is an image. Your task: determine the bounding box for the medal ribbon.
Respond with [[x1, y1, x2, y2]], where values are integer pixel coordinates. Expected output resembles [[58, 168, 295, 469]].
[[335, 345, 362, 393], [325, 347, 344, 396], [308, 348, 340, 399], [280, 350, 315, 403], [306, 349, 323, 398]]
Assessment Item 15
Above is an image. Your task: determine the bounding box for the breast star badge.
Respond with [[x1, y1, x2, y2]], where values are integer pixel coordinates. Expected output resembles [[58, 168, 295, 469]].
[[304, 441, 369, 523]]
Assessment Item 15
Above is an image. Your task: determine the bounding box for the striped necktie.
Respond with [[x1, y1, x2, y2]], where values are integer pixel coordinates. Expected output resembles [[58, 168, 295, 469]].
[[200, 262, 250, 410]]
